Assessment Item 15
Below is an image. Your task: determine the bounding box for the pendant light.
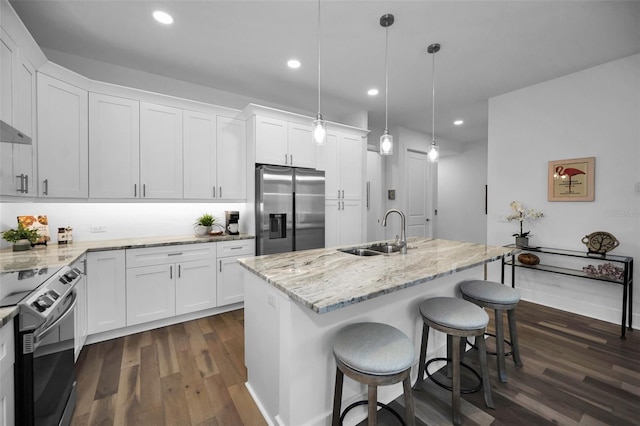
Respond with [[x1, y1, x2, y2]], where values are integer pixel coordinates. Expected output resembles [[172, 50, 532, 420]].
[[312, 0, 326, 145], [379, 14, 394, 156], [427, 43, 440, 162]]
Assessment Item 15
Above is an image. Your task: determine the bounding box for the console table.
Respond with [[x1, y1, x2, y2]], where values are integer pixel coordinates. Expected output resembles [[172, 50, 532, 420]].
[[501, 245, 633, 339]]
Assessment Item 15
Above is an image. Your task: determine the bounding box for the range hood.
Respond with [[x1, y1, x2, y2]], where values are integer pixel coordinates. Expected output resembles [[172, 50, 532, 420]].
[[0, 120, 32, 145]]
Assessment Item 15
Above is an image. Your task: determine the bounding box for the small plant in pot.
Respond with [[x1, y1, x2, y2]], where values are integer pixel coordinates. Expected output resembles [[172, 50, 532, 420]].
[[2, 224, 40, 251], [194, 213, 220, 237]]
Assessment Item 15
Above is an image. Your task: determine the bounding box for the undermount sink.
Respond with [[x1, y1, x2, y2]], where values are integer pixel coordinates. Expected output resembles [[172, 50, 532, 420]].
[[338, 242, 404, 257], [338, 248, 382, 256], [366, 243, 403, 254]]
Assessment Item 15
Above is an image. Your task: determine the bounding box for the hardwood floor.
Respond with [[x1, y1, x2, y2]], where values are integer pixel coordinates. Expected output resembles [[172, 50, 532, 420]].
[[70, 309, 266, 426], [71, 302, 640, 426]]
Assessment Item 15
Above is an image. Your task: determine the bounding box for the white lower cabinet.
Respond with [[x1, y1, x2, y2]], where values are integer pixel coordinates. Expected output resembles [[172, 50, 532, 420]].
[[73, 255, 88, 361], [125, 243, 216, 326], [0, 320, 15, 426], [217, 239, 254, 306], [87, 250, 126, 334], [126, 264, 176, 326]]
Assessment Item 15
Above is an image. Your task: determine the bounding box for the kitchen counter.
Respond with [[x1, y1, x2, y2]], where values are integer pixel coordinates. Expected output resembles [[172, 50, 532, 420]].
[[0, 234, 254, 327], [238, 237, 518, 313], [240, 238, 518, 426], [0, 233, 254, 273]]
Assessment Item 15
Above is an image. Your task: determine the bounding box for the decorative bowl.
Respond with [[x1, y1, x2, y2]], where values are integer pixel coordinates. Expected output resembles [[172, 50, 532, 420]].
[[518, 253, 540, 265]]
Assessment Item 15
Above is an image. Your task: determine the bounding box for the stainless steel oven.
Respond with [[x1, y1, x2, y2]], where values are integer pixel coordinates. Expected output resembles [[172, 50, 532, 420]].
[[1, 265, 82, 426]]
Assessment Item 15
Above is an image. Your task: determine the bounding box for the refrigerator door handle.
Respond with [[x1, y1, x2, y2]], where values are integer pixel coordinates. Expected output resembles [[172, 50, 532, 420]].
[[366, 181, 370, 209]]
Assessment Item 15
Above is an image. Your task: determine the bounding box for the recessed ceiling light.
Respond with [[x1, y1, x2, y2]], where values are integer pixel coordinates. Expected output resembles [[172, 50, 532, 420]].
[[367, 88, 379, 96], [287, 59, 301, 69], [454, 120, 464, 126], [153, 11, 173, 25]]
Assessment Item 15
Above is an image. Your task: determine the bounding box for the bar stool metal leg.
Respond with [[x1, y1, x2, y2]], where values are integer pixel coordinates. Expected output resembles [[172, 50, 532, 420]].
[[508, 309, 523, 367], [495, 309, 507, 382], [332, 368, 344, 426]]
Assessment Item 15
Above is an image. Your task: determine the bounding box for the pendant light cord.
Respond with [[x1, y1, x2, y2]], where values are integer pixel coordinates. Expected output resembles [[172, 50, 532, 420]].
[[317, 0, 321, 115], [431, 47, 435, 144], [384, 25, 389, 130]]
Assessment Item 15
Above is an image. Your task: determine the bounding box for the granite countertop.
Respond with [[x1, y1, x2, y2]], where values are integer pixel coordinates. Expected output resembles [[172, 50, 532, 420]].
[[238, 238, 519, 314], [0, 233, 254, 273]]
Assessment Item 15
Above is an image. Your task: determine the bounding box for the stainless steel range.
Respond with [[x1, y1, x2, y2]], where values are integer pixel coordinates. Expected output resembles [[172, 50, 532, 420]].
[[1, 263, 83, 426]]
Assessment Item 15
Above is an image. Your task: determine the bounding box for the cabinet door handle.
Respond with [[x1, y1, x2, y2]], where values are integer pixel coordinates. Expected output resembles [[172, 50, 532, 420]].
[[285, 154, 288, 165], [168, 252, 183, 256], [143, 184, 146, 197], [213, 186, 216, 198], [43, 179, 48, 196], [170, 265, 173, 279], [219, 260, 222, 272], [290, 154, 293, 164], [366, 181, 370, 209], [134, 183, 137, 197], [178, 265, 181, 278], [337, 190, 340, 198], [16, 174, 24, 193], [341, 189, 344, 198], [24, 174, 28, 194], [219, 187, 222, 198]]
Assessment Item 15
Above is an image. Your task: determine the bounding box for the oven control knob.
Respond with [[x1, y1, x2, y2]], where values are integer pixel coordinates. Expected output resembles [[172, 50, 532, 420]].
[[32, 295, 54, 312]]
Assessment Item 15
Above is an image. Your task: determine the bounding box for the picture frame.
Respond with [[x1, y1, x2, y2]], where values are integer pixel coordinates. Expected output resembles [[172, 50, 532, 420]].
[[548, 157, 595, 201]]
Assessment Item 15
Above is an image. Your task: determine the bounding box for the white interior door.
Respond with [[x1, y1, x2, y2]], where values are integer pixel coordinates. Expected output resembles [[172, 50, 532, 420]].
[[406, 150, 432, 238]]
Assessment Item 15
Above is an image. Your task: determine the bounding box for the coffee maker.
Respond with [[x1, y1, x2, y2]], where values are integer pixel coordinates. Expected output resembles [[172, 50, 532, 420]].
[[225, 211, 240, 235]]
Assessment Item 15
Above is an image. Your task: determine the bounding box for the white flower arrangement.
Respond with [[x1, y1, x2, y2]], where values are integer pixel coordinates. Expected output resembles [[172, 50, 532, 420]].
[[507, 200, 544, 237]]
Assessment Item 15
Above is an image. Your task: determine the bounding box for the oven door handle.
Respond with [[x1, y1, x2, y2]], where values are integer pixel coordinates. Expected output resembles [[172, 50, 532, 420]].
[[34, 290, 77, 346]]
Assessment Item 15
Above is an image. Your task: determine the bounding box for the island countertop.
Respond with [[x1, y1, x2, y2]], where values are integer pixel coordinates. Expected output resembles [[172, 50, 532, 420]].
[[238, 238, 519, 314]]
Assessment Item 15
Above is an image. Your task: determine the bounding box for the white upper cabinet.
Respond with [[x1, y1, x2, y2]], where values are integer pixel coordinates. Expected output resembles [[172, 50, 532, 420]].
[[216, 116, 246, 200], [183, 109, 216, 199], [140, 102, 183, 199], [1, 29, 36, 196], [89, 93, 140, 198], [1, 28, 18, 126], [37, 72, 88, 198], [254, 114, 315, 168], [255, 115, 288, 166], [287, 121, 315, 168], [318, 130, 365, 200], [183, 112, 247, 200]]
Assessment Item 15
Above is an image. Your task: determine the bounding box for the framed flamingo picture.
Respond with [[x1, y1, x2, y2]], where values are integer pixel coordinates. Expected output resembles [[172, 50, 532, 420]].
[[548, 157, 595, 201]]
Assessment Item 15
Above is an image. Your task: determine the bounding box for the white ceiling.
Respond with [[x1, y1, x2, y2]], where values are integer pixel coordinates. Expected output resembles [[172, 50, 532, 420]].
[[9, 0, 640, 145]]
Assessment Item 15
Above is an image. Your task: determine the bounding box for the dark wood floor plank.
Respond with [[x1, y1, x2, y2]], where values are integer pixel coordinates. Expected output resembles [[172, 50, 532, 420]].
[[161, 372, 193, 426], [204, 373, 245, 426], [113, 364, 140, 425], [93, 338, 124, 399], [138, 342, 165, 425]]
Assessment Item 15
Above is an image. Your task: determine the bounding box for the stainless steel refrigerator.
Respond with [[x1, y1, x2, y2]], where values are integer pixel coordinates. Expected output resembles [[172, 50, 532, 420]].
[[256, 165, 325, 255]]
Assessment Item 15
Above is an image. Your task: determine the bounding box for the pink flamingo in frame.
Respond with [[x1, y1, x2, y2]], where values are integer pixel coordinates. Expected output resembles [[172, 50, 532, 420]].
[[555, 165, 585, 193]]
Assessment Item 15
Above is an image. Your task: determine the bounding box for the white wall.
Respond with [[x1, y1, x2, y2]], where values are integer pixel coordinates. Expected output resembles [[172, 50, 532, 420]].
[[487, 54, 640, 326], [437, 141, 488, 244], [0, 202, 250, 249]]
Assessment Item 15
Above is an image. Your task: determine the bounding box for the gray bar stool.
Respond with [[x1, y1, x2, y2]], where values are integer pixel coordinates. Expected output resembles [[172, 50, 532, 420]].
[[332, 322, 416, 426], [459, 279, 523, 382], [415, 297, 494, 426]]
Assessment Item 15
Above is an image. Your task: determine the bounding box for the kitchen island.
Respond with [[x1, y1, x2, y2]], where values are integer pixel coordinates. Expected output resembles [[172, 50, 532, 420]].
[[238, 238, 518, 426]]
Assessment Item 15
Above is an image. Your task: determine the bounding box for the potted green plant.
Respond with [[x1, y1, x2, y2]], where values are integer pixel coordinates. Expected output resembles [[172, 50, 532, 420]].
[[194, 213, 219, 236], [2, 224, 40, 251]]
